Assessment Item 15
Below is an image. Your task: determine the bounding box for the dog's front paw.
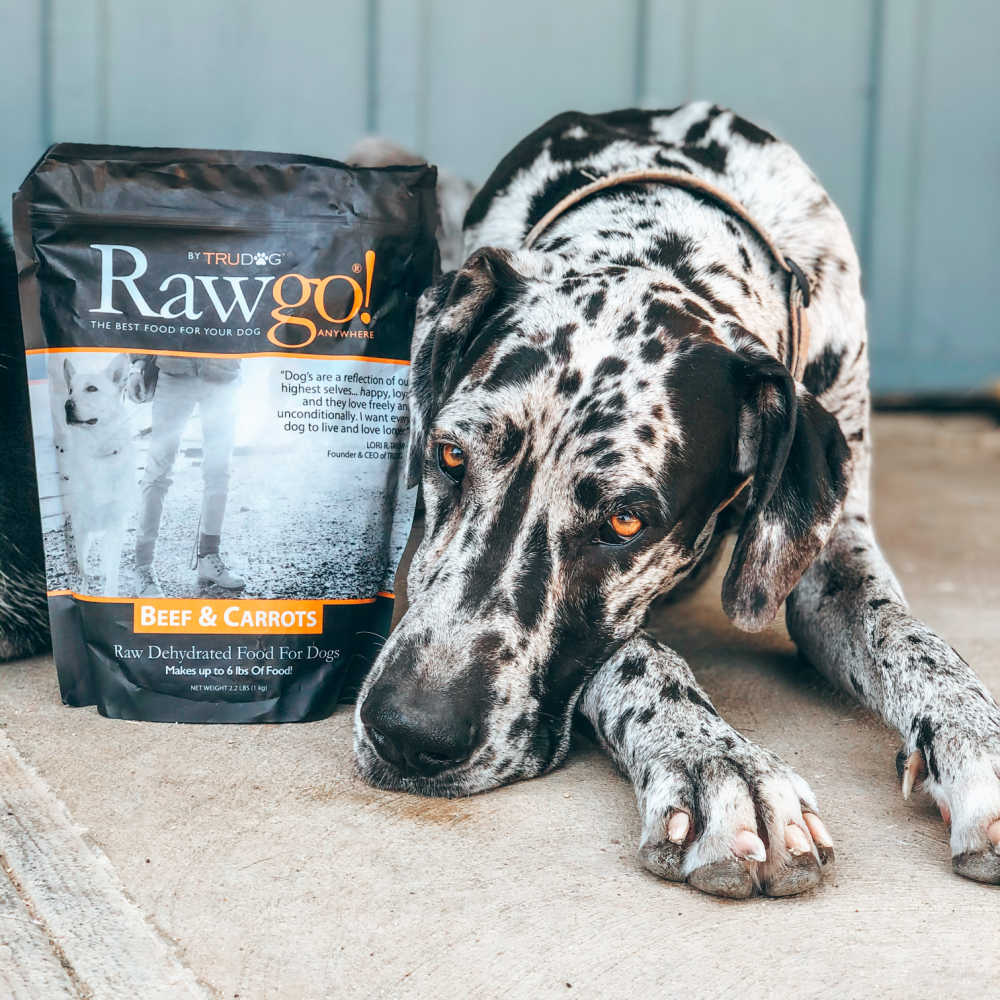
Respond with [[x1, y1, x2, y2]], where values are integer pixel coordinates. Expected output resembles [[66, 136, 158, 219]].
[[638, 742, 834, 899], [897, 718, 1000, 885]]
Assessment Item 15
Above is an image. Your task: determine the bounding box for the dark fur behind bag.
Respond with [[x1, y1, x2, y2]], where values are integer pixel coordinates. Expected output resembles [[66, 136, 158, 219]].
[[0, 227, 49, 660]]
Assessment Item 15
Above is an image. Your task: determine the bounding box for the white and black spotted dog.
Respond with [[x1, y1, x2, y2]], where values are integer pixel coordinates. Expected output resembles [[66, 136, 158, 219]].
[[353, 103, 1000, 898]]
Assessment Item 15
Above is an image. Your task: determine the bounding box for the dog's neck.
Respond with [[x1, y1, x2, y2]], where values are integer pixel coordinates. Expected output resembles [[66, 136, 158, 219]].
[[70, 411, 131, 458]]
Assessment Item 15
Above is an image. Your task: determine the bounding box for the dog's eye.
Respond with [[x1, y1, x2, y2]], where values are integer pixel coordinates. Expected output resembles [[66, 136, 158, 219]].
[[437, 442, 466, 483], [596, 512, 645, 544], [85, 385, 98, 392]]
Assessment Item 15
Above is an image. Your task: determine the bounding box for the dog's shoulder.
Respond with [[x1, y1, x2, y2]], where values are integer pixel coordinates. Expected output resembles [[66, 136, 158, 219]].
[[467, 104, 846, 258], [463, 107, 670, 250]]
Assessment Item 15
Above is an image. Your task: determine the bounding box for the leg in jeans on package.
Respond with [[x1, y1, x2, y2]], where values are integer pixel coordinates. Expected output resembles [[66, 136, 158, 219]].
[[195, 379, 244, 591], [135, 374, 198, 597]]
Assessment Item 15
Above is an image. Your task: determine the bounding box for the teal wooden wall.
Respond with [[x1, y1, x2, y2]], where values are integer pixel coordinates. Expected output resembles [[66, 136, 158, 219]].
[[2, 0, 997, 392]]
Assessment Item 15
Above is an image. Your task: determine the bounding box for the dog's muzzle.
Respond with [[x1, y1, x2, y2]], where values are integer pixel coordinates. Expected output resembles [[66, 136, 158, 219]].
[[64, 399, 97, 426]]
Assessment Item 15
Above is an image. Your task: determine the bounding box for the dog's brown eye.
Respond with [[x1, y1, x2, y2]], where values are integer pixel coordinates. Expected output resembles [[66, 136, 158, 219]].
[[437, 442, 466, 483], [597, 512, 645, 544], [610, 513, 643, 537], [85, 385, 98, 392]]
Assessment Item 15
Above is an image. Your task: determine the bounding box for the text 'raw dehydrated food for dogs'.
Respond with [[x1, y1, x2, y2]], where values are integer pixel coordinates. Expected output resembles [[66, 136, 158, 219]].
[[13, 143, 438, 722]]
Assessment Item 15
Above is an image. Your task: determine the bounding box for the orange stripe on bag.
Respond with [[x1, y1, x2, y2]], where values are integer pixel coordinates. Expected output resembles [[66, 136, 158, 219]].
[[25, 346, 409, 365], [133, 598, 325, 635]]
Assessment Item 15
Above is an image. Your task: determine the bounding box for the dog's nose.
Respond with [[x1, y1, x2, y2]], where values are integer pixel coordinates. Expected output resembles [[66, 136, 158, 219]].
[[360, 687, 481, 778]]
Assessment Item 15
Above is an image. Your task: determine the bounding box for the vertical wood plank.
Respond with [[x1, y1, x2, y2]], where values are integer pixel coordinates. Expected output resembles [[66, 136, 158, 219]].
[[49, 0, 104, 142], [644, 0, 874, 243], [639, 0, 692, 106], [416, 0, 640, 182], [102, 0, 369, 158], [870, 0, 1000, 391], [0, 0, 45, 231], [372, 0, 425, 149], [865, 0, 924, 390]]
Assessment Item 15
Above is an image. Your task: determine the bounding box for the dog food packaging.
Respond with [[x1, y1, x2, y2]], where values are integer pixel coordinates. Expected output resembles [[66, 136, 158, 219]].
[[13, 144, 438, 722]]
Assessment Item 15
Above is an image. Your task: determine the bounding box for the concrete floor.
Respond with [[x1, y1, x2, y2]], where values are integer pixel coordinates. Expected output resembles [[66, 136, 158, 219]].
[[1, 413, 999, 999]]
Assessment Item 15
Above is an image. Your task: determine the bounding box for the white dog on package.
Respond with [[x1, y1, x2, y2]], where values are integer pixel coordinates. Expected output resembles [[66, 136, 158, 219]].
[[55, 353, 136, 596]]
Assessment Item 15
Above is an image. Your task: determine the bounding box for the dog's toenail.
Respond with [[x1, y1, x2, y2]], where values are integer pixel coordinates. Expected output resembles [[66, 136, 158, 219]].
[[802, 812, 833, 848], [988, 819, 1000, 850], [939, 802, 951, 826], [732, 829, 766, 862], [667, 811, 690, 845], [784, 824, 811, 856], [901, 750, 926, 800]]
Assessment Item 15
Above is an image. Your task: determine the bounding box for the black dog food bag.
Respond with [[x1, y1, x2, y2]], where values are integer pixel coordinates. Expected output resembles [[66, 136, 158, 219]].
[[13, 144, 438, 721]]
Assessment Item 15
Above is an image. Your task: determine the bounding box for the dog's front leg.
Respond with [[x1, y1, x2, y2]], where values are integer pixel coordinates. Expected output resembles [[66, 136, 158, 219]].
[[72, 525, 91, 587], [578, 633, 834, 898], [787, 515, 1000, 884]]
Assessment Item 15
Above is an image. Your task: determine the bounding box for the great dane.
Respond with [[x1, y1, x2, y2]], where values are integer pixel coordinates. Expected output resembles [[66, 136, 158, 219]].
[[353, 103, 1000, 897]]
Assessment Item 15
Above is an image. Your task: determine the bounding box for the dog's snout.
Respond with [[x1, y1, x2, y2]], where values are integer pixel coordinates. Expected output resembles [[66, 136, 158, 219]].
[[361, 686, 481, 778], [64, 398, 75, 420]]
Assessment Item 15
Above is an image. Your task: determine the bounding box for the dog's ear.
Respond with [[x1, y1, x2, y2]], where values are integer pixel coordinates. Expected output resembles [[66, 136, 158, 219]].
[[105, 353, 129, 386], [63, 357, 75, 392], [722, 348, 851, 631], [406, 247, 523, 487]]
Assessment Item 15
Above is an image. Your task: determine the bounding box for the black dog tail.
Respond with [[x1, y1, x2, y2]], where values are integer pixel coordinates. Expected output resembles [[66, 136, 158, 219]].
[[0, 226, 50, 661]]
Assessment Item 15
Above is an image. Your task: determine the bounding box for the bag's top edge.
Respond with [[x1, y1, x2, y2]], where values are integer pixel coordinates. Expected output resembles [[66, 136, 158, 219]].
[[14, 143, 440, 235], [37, 142, 437, 176]]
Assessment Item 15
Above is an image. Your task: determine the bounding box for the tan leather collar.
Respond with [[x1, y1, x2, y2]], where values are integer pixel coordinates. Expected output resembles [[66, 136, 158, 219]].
[[522, 169, 811, 382]]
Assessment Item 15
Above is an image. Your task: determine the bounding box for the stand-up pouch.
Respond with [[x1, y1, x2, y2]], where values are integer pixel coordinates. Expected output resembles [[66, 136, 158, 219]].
[[14, 143, 438, 721]]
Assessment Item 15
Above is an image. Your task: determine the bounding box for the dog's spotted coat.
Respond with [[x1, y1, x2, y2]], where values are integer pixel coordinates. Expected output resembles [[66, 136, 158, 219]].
[[361, 105, 1000, 894]]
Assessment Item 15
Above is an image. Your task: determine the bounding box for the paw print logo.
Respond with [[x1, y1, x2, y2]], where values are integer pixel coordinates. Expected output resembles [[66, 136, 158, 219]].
[[253, 252, 269, 266]]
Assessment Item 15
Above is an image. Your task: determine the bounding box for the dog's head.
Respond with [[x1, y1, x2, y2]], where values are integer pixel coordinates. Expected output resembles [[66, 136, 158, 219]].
[[355, 248, 850, 796], [62, 355, 129, 427]]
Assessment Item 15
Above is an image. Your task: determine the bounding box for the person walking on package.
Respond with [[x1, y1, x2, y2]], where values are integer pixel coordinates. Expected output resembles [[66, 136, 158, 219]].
[[127, 354, 245, 597]]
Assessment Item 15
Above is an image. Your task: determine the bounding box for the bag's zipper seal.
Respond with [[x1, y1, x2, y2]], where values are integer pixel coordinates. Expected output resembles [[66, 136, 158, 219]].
[[28, 209, 425, 233]]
